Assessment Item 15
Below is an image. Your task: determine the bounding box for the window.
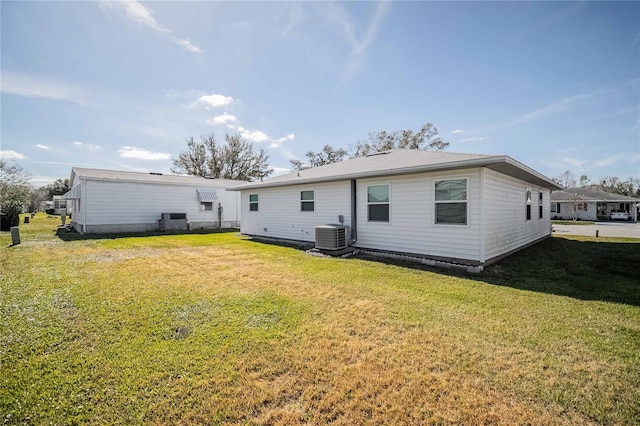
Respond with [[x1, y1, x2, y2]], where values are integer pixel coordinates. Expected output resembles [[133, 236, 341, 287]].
[[300, 190, 315, 212], [550, 202, 561, 213], [201, 202, 213, 211], [526, 190, 532, 221], [367, 184, 389, 222], [435, 179, 467, 225], [249, 194, 259, 212], [538, 192, 543, 219]]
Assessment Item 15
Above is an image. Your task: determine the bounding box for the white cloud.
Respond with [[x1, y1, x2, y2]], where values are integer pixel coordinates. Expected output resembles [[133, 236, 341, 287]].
[[0, 150, 26, 160], [562, 157, 586, 168], [479, 89, 612, 133], [240, 129, 270, 143], [73, 141, 101, 150], [36, 144, 51, 150], [1, 72, 88, 105], [118, 146, 171, 160], [101, 1, 203, 54], [207, 113, 238, 126], [327, 1, 391, 84], [593, 153, 640, 168], [458, 137, 486, 143], [271, 133, 295, 148], [195, 94, 234, 109], [271, 167, 292, 176], [451, 129, 465, 134]]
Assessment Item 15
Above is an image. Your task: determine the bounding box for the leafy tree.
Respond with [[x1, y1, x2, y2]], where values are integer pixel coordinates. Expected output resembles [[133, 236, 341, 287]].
[[351, 123, 449, 157], [0, 160, 32, 229], [29, 187, 48, 212], [172, 134, 272, 181], [290, 145, 348, 171], [579, 174, 590, 187], [43, 178, 71, 198]]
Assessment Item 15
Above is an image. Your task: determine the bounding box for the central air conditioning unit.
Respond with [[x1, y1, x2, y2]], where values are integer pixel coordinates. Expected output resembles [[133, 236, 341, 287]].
[[160, 213, 188, 231], [315, 225, 348, 250]]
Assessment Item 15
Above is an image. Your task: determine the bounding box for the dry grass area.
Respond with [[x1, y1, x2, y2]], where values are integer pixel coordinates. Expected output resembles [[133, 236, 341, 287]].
[[1, 214, 639, 425]]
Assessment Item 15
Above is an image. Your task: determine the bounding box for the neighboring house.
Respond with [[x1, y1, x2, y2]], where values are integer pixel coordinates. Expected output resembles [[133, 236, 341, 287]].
[[62, 168, 244, 234], [45, 195, 67, 215], [550, 188, 639, 222], [228, 149, 562, 268]]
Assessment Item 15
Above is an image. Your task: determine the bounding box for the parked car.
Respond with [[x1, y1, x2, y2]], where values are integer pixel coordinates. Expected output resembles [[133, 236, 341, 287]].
[[609, 210, 629, 221]]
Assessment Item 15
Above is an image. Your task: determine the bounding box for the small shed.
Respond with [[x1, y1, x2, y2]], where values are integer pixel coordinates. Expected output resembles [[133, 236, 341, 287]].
[[62, 168, 245, 234]]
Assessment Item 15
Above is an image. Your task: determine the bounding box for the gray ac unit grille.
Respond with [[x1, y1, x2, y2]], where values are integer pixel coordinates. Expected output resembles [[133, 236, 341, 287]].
[[160, 213, 188, 231], [315, 225, 348, 250]]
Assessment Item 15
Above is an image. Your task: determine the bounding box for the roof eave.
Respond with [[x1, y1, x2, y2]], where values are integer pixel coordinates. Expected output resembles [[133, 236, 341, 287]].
[[228, 155, 562, 191]]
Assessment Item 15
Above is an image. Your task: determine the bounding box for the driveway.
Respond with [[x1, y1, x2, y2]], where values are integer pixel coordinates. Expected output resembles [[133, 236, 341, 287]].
[[552, 222, 640, 239]]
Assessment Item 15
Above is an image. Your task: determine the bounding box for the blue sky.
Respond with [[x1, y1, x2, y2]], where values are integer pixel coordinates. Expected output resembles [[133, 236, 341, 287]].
[[1, 1, 638, 187]]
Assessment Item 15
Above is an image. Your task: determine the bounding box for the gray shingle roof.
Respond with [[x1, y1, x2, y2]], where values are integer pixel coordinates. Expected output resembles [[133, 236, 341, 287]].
[[551, 188, 640, 202], [229, 149, 562, 191], [70, 167, 246, 187]]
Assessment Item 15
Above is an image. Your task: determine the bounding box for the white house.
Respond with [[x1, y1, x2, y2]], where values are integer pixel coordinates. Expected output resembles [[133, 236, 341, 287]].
[[550, 188, 639, 221], [228, 150, 562, 268], [44, 195, 67, 215], [62, 168, 244, 234]]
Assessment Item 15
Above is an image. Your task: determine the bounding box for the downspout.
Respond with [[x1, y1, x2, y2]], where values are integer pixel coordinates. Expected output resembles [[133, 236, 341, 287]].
[[82, 178, 87, 234], [479, 168, 485, 264], [350, 179, 357, 242]]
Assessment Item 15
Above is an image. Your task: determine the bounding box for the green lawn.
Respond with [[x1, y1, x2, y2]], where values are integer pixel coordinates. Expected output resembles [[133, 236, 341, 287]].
[[1, 213, 639, 425]]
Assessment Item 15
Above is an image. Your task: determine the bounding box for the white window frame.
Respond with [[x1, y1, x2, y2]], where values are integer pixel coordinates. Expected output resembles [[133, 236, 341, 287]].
[[200, 201, 213, 211], [300, 190, 315, 213], [366, 183, 390, 223], [249, 194, 259, 212], [434, 177, 469, 226], [525, 189, 532, 221]]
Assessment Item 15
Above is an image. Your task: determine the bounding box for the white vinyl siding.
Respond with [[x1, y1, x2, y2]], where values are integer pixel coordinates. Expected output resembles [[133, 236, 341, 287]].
[[240, 182, 351, 242], [77, 179, 241, 231], [355, 170, 482, 262], [483, 170, 551, 262]]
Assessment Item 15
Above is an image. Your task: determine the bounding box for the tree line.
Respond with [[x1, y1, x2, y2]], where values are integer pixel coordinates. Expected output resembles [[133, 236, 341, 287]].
[[173, 122, 450, 180], [553, 170, 640, 198]]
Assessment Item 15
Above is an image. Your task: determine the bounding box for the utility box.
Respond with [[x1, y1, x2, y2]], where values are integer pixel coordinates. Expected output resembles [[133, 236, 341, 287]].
[[159, 213, 188, 231]]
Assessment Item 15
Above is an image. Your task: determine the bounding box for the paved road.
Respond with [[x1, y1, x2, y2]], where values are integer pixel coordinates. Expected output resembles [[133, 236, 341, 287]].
[[552, 222, 640, 239]]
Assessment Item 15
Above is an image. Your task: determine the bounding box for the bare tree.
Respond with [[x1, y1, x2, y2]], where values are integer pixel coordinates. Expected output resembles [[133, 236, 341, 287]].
[[568, 193, 587, 222], [172, 134, 272, 181], [351, 123, 449, 157], [553, 170, 576, 188], [290, 145, 348, 171]]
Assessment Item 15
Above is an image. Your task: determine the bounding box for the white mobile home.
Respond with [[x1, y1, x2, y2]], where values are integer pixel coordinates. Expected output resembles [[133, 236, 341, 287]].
[[62, 168, 244, 234], [228, 150, 562, 268]]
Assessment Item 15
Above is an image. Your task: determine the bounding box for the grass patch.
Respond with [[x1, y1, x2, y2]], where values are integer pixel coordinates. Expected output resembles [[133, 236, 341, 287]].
[[552, 220, 595, 225], [1, 213, 639, 424]]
